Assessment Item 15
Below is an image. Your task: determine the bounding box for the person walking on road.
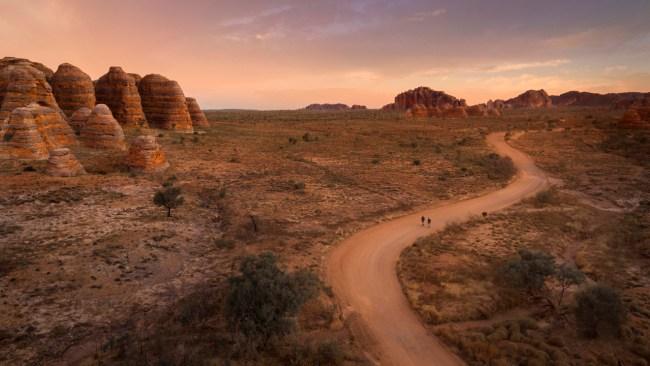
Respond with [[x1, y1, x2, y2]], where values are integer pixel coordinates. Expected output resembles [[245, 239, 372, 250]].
[[421, 216, 425, 226], [427, 217, 431, 227]]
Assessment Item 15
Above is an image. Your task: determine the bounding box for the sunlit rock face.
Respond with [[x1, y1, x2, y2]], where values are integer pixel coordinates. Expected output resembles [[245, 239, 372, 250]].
[[50, 63, 96, 117], [126, 134, 169, 173], [505, 89, 553, 109], [185, 97, 209, 128], [80, 104, 127, 150], [138, 74, 193, 132], [95, 66, 148, 128]]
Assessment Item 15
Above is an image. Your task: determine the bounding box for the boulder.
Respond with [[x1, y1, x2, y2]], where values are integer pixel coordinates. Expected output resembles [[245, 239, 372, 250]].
[[46, 148, 86, 177], [80, 104, 127, 150], [138, 74, 193, 132], [0, 62, 60, 121], [126, 135, 169, 173], [95, 66, 148, 127], [2, 107, 49, 160], [185, 97, 209, 128], [69, 107, 92, 135], [505, 89, 552, 108], [50, 63, 96, 117]]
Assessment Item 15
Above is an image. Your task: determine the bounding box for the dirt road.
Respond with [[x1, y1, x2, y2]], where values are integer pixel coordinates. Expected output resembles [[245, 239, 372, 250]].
[[326, 132, 548, 366]]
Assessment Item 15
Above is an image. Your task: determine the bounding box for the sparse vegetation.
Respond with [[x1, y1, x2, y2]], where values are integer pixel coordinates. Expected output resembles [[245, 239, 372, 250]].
[[499, 248, 555, 295], [225, 252, 320, 348], [153, 181, 184, 217], [575, 284, 626, 338]]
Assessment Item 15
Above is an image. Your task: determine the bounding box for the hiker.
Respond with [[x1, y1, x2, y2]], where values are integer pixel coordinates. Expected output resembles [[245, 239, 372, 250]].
[[421, 216, 425, 226], [427, 217, 431, 227]]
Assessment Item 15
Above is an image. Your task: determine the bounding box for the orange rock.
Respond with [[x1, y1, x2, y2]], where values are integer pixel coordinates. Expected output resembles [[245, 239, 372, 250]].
[[46, 148, 86, 177], [3, 107, 50, 160], [394, 87, 466, 111], [0, 62, 60, 121], [80, 104, 127, 150], [0, 57, 54, 80], [442, 106, 469, 118], [69, 107, 92, 135], [619, 108, 649, 129], [466, 104, 488, 117], [407, 104, 430, 118], [126, 135, 169, 173], [95, 67, 148, 127], [24, 103, 77, 150], [138, 74, 193, 132], [505, 89, 552, 108], [50, 63, 96, 117], [185, 97, 209, 128]]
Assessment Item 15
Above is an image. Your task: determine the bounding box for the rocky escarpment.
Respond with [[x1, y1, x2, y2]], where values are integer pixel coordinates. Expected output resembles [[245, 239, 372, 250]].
[[620, 107, 650, 129], [80, 104, 127, 150], [27, 103, 77, 149], [50, 63, 96, 117], [126, 135, 169, 173], [505, 89, 552, 108], [138, 74, 193, 132], [305, 103, 351, 111], [185, 97, 209, 128], [394, 87, 466, 111], [95, 66, 147, 127], [46, 148, 86, 177], [551, 91, 650, 108], [0, 61, 60, 121]]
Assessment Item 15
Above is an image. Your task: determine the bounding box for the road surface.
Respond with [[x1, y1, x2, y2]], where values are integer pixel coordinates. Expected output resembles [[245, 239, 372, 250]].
[[326, 132, 548, 366]]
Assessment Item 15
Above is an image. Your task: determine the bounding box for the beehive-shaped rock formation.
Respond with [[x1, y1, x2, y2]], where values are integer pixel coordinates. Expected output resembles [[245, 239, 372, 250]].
[[69, 107, 92, 135], [46, 148, 86, 177], [3, 107, 49, 160], [0, 57, 54, 80], [0, 62, 60, 121], [81, 104, 127, 150], [394, 87, 466, 111], [505, 90, 552, 108], [26, 103, 77, 149], [95, 67, 147, 127], [126, 135, 169, 173], [50, 63, 96, 117], [129, 73, 142, 88], [185, 97, 209, 128], [138, 74, 193, 132]]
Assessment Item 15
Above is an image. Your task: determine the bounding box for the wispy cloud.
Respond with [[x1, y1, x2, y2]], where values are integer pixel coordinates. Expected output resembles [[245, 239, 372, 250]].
[[485, 59, 570, 72], [406, 9, 447, 22]]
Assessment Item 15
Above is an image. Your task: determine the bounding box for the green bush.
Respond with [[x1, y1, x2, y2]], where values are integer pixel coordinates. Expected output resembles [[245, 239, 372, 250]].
[[153, 183, 184, 217], [499, 249, 555, 294], [225, 253, 319, 348], [575, 284, 626, 338], [480, 153, 516, 180]]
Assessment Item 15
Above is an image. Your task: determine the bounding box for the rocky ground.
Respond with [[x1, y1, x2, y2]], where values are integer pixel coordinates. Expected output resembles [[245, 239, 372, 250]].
[[399, 111, 650, 365], [0, 109, 544, 365]]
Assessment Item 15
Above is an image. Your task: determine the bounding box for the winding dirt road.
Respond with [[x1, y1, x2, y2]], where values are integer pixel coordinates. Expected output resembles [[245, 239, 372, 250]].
[[326, 132, 548, 366]]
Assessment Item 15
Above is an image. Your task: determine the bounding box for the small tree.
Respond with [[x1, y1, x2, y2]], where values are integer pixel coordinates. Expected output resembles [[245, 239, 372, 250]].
[[153, 183, 184, 217], [226, 252, 319, 348], [500, 249, 556, 295], [555, 264, 585, 307], [575, 284, 626, 338]]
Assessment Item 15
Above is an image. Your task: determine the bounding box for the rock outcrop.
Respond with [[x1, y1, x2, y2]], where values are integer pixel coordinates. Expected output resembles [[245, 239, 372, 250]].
[[80, 104, 127, 150], [619, 108, 650, 129], [351, 105, 367, 110], [69, 107, 92, 135], [95, 66, 147, 127], [2, 107, 49, 160], [27, 103, 77, 149], [0, 57, 54, 80], [185, 97, 209, 128], [46, 148, 86, 177], [466, 104, 488, 117], [505, 90, 552, 108], [126, 135, 169, 173], [381, 103, 397, 111], [50, 63, 96, 117], [441, 106, 469, 118], [394, 87, 466, 111], [138, 74, 193, 131], [405, 104, 430, 118], [551, 91, 650, 108], [305, 103, 350, 111], [0, 62, 60, 121]]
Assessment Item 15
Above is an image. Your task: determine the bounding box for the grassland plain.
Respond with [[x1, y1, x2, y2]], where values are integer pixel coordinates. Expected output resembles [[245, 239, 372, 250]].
[[398, 111, 650, 365], [0, 107, 621, 365]]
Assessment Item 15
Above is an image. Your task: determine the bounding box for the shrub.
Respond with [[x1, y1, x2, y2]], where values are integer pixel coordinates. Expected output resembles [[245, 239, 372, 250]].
[[575, 284, 626, 338], [533, 189, 556, 207], [153, 183, 184, 217], [555, 264, 585, 307], [479, 153, 516, 180], [499, 249, 555, 294], [225, 253, 319, 348], [413, 159, 421, 166]]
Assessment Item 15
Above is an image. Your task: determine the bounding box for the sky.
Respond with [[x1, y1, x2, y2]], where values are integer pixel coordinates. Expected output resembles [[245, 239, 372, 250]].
[[2, 0, 649, 109]]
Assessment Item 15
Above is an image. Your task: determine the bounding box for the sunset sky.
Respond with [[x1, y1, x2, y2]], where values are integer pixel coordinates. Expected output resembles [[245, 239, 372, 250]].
[[2, 0, 649, 109]]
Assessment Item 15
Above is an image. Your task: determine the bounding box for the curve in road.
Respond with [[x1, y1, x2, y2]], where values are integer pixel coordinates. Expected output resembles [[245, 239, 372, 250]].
[[326, 132, 549, 366]]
